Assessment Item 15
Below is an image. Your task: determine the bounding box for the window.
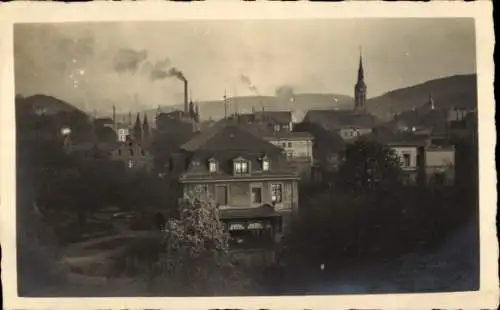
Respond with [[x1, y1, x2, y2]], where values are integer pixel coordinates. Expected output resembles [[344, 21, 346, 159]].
[[128, 160, 135, 169], [271, 183, 283, 203], [216, 185, 228, 205], [287, 142, 292, 147], [286, 151, 294, 160], [141, 149, 145, 156], [192, 160, 200, 167], [234, 160, 249, 175], [251, 185, 262, 204], [274, 124, 281, 132], [195, 184, 209, 196], [118, 149, 122, 156], [208, 159, 217, 173], [282, 142, 287, 148], [402, 153, 411, 167], [129, 149, 134, 156], [262, 158, 270, 171]]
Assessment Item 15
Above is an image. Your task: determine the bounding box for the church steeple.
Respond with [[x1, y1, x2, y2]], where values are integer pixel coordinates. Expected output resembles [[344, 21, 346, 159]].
[[133, 113, 142, 141], [354, 47, 367, 112], [142, 113, 150, 141], [358, 50, 364, 81]]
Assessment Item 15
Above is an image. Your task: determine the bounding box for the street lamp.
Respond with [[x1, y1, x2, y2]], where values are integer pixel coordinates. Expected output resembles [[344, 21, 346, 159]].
[[61, 127, 71, 136]]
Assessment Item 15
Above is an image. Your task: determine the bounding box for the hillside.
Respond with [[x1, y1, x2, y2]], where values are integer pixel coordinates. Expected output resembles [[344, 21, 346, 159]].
[[114, 93, 354, 125], [366, 74, 477, 121], [197, 93, 354, 122], [16, 94, 88, 117]]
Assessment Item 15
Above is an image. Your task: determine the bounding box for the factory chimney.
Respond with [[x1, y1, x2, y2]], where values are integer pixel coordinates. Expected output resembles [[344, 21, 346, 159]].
[[184, 80, 189, 114]]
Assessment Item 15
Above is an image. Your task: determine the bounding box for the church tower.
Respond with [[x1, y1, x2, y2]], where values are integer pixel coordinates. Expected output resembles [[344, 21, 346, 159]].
[[142, 113, 150, 141], [133, 113, 142, 141], [354, 48, 367, 112]]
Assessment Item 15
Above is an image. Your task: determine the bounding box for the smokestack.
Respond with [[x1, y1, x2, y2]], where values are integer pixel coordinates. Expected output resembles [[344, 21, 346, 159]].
[[112, 105, 116, 128], [184, 80, 188, 113]]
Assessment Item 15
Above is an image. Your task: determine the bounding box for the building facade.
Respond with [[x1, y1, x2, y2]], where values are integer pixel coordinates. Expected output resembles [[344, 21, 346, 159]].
[[424, 146, 455, 186], [109, 138, 154, 173], [176, 124, 300, 249]]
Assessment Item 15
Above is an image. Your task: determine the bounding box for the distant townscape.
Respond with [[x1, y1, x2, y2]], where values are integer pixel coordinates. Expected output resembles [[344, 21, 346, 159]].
[[16, 53, 479, 297]]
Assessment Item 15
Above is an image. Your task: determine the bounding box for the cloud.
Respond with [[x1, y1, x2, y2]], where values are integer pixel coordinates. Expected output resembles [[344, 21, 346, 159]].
[[113, 48, 148, 73]]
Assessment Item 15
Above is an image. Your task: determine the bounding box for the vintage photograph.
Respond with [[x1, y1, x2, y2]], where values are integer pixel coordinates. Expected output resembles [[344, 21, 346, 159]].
[[1, 3, 496, 308]]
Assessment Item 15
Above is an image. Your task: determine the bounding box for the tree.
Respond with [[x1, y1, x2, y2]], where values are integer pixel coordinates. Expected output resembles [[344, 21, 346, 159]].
[[150, 188, 254, 295], [335, 139, 403, 195]]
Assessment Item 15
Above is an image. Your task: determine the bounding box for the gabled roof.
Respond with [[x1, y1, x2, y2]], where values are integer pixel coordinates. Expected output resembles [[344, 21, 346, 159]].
[[181, 122, 282, 154], [254, 111, 292, 124]]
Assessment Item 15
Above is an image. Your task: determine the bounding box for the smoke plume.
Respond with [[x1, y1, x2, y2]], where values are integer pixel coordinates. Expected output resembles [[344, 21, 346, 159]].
[[149, 58, 186, 82], [113, 48, 148, 73], [240, 74, 259, 95], [275, 85, 295, 98]]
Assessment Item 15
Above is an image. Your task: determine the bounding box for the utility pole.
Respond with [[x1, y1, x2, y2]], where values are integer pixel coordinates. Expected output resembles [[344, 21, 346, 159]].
[[223, 89, 227, 120]]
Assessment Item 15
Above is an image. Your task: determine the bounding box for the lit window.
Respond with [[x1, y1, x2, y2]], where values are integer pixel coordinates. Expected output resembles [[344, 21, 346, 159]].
[[271, 183, 283, 203], [262, 158, 270, 171], [274, 124, 281, 132], [128, 160, 135, 168], [234, 160, 249, 175], [208, 159, 217, 173]]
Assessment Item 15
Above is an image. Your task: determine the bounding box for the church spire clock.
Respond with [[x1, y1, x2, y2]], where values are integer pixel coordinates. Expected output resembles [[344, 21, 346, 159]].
[[354, 47, 367, 112]]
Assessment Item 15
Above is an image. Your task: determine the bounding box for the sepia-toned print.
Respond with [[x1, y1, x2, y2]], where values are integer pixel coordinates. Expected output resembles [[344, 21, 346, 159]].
[[1, 2, 497, 310]]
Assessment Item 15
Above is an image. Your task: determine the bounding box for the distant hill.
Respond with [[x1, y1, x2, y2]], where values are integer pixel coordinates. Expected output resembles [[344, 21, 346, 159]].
[[196, 93, 354, 122], [366, 74, 477, 121], [115, 93, 354, 126], [16, 94, 89, 117]]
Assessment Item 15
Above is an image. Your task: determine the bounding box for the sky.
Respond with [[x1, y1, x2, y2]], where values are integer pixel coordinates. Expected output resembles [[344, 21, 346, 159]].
[[14, 18, 476, 114]]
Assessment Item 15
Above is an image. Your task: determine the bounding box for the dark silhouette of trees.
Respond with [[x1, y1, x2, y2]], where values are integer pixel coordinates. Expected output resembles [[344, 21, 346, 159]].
[[335, 139, 404, 194]]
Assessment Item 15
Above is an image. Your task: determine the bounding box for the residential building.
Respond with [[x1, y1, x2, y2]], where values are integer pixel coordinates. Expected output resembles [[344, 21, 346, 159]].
[[424, 145, 455, 186], [220, 112, 315, 179], [262, 131, 314, 179], [253, 110, 293, 132], [384, 134, 456, 186], [109, 137, 154, 173], [175, 123, 300, 250], [387, 139, 426, 185]]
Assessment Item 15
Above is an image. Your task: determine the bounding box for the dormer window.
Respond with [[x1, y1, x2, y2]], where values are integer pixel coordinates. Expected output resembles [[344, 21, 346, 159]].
[[262, 156, 270, 171], [208, 158, 218, 173], [234, 158, 250, 176]]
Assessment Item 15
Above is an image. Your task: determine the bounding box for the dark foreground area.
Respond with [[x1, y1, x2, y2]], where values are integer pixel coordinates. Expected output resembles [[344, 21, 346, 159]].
[[18, 217, 478, 297]]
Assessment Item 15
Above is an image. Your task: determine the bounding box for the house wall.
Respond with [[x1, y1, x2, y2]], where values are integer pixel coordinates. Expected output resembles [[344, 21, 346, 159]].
[[425, 148, 455, 185], [390, 146, 419, 170], [267, 138, 313, 161], [117, 128, 130, 142], [183, 180, 298, 213], [110, 141, 153, 172]]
